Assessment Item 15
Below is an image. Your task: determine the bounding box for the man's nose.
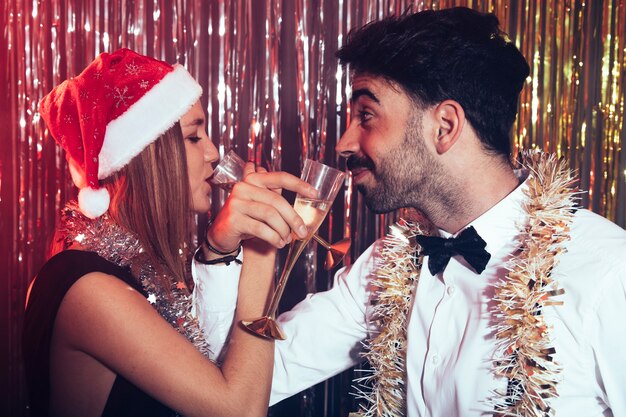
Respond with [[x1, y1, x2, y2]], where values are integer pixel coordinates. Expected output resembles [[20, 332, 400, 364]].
[[336, 127, 359, 159]]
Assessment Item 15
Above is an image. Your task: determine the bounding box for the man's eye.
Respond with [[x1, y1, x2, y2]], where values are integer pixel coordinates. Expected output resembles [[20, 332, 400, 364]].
[[186, 136, 202, 143], [358, 110, 372, 123]]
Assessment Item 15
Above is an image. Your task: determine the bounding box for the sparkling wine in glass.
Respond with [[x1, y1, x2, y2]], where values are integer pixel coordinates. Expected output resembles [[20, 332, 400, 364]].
[[241, 159, 345, 340]]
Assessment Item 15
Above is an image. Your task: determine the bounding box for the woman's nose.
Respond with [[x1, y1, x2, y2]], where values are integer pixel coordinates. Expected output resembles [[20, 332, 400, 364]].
[[204, 139, 219, 163]]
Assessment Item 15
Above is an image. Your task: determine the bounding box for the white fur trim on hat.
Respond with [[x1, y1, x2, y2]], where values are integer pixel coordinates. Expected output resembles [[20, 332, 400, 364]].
[[97, 64, 202, 179], [78, 187, 111, 219]]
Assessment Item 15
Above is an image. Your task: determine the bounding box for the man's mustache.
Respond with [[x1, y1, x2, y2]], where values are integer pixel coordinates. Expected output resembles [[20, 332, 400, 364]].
[[346, 154, 375, 172]]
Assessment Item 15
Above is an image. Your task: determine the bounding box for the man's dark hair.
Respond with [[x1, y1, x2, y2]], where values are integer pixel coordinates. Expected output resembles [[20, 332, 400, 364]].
[[336, 7, 530, 158]]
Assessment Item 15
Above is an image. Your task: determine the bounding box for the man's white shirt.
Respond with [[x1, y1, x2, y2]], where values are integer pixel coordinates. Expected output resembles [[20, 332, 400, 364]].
[[193, 179, 626, 416]]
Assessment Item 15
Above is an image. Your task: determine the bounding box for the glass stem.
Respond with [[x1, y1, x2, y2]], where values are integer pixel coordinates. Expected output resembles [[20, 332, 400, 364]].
[[312, 233, 331, 249], [265, 260, 296, 319], [264, 237, 310, 318]]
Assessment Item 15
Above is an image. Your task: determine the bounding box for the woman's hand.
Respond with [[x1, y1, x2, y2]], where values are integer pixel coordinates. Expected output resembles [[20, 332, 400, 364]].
[[205, 162, 317, 256]]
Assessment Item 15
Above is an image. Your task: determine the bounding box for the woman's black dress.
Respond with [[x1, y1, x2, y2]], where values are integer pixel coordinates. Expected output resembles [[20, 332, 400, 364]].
[[23, 250, 177, 417]]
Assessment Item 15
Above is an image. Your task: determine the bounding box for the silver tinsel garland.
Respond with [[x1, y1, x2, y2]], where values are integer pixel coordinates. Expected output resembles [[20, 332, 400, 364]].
[[58, 202, 213, 358]]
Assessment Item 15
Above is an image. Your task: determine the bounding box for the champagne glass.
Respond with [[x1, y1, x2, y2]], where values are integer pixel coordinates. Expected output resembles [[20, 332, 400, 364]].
[[211, 150, 245, 191], [211, 151, 351, 269], [241, 159, 345, 340]]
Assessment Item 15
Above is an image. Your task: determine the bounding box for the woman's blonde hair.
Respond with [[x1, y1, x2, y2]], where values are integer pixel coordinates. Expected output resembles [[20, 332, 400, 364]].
[[103, 122, 193, 287]]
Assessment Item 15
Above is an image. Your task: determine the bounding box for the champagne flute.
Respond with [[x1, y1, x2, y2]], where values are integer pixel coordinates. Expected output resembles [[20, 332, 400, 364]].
[[211, 151, 351, 269], [241, 159, 345, 340]]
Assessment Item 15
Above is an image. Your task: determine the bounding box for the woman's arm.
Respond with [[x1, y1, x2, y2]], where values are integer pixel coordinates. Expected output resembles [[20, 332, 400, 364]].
[[190, 167, 317, 360], [53, 242, 275, 417]]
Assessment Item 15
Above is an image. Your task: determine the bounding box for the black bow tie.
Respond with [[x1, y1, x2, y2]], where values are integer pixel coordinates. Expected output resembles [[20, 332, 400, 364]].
[[414, 226, 491, 275]]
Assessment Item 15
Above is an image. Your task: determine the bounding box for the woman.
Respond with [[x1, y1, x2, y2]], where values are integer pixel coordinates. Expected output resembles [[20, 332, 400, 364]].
[[23, 48, 313, 417]]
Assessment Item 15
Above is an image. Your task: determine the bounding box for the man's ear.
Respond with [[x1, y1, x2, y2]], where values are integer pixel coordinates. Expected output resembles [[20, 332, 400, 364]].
[[433, 100, 465, 154]]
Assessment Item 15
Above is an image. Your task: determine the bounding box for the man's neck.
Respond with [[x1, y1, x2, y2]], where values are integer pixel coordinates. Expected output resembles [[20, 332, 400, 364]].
[[427, 160, 520, 235]]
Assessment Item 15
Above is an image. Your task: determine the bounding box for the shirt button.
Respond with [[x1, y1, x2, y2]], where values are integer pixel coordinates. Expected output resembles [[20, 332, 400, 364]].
[[432, 353, 440, 366], [446, 285, 456, 296]]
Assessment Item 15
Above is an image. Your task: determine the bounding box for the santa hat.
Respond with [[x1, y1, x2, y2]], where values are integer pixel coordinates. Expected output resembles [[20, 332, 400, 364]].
[[39, 48, 202, 218]]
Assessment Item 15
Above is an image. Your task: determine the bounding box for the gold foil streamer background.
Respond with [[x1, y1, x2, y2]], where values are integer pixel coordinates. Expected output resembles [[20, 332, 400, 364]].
[[1, 1, 625, 416]]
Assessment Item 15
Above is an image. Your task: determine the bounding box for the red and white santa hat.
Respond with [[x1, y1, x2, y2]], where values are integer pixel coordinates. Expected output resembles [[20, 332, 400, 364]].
[[39, 48, 202, 218]]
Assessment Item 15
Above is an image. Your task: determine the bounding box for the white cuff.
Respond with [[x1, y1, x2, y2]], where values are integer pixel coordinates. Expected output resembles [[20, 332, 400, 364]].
[[191, 247, 242, 361]]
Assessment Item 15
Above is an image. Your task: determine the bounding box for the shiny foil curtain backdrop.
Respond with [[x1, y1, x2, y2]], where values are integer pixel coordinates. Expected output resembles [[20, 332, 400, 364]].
[[1, 1, 625, 416]]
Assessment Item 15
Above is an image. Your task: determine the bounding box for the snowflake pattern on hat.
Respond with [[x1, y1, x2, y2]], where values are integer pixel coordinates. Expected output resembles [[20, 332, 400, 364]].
[[39, 48, 202, 218]]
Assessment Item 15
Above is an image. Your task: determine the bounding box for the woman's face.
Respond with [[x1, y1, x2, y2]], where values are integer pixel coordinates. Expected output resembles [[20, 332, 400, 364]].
[[180, 101, 218, 213]]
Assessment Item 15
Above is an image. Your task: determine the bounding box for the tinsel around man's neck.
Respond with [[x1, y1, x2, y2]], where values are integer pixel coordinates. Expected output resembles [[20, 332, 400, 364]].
[[353, 151, 579, 417]]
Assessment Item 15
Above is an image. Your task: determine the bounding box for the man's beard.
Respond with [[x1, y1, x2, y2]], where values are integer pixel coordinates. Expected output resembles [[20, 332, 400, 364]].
[[347, 115, 445, 214], [348, 153, 403, 213], [351, 151, 421, 213]]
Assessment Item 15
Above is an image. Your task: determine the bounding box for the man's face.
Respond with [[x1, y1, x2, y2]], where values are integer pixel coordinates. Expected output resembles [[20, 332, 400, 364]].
[[336, 74, 445, 214]]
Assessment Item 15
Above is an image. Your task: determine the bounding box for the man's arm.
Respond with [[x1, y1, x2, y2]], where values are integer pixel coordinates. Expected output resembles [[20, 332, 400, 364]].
[[191, 250, 242, 362], [192, 241, 380, 402], [270, 242, 378, 403], [588, 262, 626, 415]]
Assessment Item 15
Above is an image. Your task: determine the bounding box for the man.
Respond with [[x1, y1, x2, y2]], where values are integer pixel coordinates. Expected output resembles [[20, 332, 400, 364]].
[[197, 7, 626, 416]]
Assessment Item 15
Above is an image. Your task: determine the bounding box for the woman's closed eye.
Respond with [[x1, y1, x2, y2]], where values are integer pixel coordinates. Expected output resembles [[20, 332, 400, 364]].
[[186, 136, 202, 144]]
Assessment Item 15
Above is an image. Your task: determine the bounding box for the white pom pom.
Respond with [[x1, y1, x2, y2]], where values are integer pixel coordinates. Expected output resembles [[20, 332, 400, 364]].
[[78, 187, 110, 219]]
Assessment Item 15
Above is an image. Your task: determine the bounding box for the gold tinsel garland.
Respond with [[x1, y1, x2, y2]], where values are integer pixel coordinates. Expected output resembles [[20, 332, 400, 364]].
[[355, 152, 578, 417], [489, 152, 578, 416], [353, 218, 432, 417]]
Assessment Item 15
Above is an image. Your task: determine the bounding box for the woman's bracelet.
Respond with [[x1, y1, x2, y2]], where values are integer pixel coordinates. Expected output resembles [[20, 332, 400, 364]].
[[194, 245, 242, 266], [203, 220, 242, 256], [196, 220, 243, 265]]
